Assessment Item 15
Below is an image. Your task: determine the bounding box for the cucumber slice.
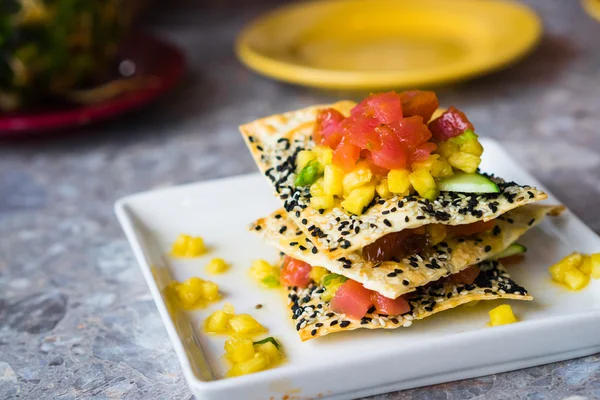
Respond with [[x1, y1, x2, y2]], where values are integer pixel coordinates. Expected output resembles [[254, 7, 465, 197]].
[[492, 243, 527, 260], [438, 172, 500, 194]]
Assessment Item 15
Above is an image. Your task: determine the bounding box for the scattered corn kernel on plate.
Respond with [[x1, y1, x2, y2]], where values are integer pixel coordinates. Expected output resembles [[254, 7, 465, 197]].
[[115, 138, 600, 400]]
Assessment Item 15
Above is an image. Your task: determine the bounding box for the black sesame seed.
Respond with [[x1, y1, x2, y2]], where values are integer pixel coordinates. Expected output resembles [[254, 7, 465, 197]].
[[485, 245, 492, 252], [279, 226, 287, 234], [256, 145, 263, 151], [528, 218, 535, 226], [387, 272, 397, 277], [340, 321, 351, 328], [299, 245, 307, 251], [391, 318, 399, 324], [316, 322, 323, 327], [416, 215, 426, 220], [402, 279, 410, 286], [312, 247, 318, 254], [492, 225, 501, 236], [311, 329, 317, 336], [405, 216, 410, 222], [254, 226, 262, 231], [330, 320, 338, 326], [383, 219, 392, 227]]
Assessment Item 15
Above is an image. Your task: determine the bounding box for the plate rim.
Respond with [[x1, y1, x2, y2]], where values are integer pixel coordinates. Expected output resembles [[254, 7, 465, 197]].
[[235, 0, 543, 89]]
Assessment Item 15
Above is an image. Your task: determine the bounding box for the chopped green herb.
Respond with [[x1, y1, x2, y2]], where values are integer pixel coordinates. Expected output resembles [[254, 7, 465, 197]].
[[261, 275, 280, 288], [253, 337, 280, 349], [322, 273, 348, 287], [294, 160, 323, 187]]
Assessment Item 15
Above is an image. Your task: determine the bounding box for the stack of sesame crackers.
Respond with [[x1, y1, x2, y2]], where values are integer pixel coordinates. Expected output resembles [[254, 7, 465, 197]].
[[240, 101, 561, 340]]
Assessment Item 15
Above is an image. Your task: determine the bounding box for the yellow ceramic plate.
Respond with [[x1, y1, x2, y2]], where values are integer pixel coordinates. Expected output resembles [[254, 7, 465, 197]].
[[583, 0, 600, 21], [236, 0, 542, 89]]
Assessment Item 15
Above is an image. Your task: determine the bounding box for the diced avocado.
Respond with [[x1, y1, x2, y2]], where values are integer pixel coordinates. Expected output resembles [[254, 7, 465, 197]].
[[253, 336, 281, 349], [492, 243, 527, 260], [295, 159, 323, 187], [437, 172, 499, 194]]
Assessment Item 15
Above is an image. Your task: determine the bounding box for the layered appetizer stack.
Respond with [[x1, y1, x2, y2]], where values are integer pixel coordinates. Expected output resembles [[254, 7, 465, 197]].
[[240, 90, 561, 340]]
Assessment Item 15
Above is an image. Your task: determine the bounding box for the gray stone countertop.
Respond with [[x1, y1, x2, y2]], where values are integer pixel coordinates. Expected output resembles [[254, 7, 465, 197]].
[[1, 1, 600, 399]]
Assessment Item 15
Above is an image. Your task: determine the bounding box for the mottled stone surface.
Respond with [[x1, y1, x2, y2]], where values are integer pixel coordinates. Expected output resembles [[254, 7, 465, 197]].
[[1, 1, 599, 399]]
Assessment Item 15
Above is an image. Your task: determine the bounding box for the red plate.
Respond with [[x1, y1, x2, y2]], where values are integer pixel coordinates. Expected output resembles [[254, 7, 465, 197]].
[[0, 33, 186, 138]]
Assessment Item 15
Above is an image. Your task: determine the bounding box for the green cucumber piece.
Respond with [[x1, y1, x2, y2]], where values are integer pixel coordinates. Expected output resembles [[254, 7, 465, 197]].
[[492, 243, 527, 260], [438, 172, 499, 194], [294, 159, 323, 187]]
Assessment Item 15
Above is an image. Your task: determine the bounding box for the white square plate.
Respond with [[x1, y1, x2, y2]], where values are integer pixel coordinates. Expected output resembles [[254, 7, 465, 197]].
[[115, 138, 600, 400]]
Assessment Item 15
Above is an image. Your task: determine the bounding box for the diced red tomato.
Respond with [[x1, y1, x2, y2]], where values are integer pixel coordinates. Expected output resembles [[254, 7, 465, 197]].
[[388, 116, 432, 148], [333, 138, 361, 171], [314, 108, 345, 148], [398, 90, 439, 122], [370, 292, 411, 315], [448, 266, 480, 285], [449, 220, 496, 237], [365, 91, 403, 124], [280, 256, 312, 288], [330, 280, 373, 319], [410, 142, 437, 163], [428, 106, 474, 141]]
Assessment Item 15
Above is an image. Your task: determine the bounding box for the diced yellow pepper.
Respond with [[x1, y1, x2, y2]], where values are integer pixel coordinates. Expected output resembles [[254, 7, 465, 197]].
[[250, 260, 276, 282], [254, 341, 281, 364], [548, 252, 583, 283], [200, 281, 220, 301], [313, 145, 333, 166], [176, 277, 204, 307], [447, 152, 481, 174], [387, 169, 411, 194], [426, 224, 447, 245], [296, 150, 316, 172], [563, 268, 590, 290], [225, 336, 255, 363], [309, 266, 329, 284], [341, 184, 375, 215], [206, 258, 229, 274], [489, 304, 518, 326], [204, 309, 232, 333], [375, 178, 392, 199], [409, 169, 439, 200], [323, 164, 344, 196], [342, 164, 373, 194], [591, 253, 600, 279], [227, 352, 270, 377], [311, 194, 334, 210], [228, 314, 267, 335]]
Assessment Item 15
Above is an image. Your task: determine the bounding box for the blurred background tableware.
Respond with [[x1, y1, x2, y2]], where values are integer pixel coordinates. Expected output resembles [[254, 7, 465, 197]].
[[236, 0, 542, 90], [582, 0, 600, 21], [0, 0, 186, 136]]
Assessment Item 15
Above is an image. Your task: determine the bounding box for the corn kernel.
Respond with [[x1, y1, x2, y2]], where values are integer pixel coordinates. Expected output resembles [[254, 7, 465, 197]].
[[342, 164, 373, 194], [309, 178, 325, 197], [227, 352, 270, 377], [296, 150, 316, 172], [313, 145, 333, 165], [309, 266, 329, 284], [228, 314, 267, 335], [206, 258, 229, 274], [387, 169, 411, 194], [489, 304, 518, 326], [447, 152, 481, 174], [341, 184, 375, 215], [200, 280, 220, 301], [563, 268, 590, 290], [250, 260, 276, 281], [171, 234, 206, 257], [548, 252, 583, 283], [310, 194, 334, 210], [176, 277, 204, 307], [323, 164, 344, 195], [205, 309, 232, 333], [591, 253, 600, 279], [254, 341, 281, 364], [375, 178, 392, 199], [225, 336, 255, 363], [409, 169, 439, 200]]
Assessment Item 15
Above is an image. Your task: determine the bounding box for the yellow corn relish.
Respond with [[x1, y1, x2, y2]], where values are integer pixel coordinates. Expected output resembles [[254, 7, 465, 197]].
[[171, 234, 206, 257], [548, 252, 600, 290]]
